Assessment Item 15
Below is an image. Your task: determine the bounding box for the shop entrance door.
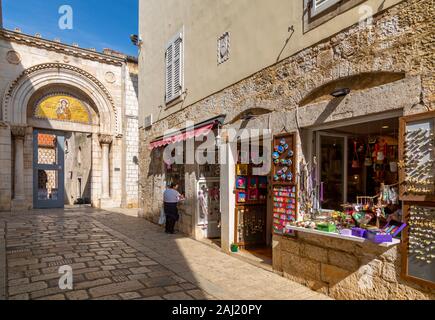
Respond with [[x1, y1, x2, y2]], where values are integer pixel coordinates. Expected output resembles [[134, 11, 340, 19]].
[[316, 132, 348, 210], [33, 130, 65, 209]]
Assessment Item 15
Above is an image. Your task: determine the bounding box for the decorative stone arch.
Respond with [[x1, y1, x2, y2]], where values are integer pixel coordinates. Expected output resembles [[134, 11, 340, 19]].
[[2, 63, 120, 135], [297, 71, 407, 107]]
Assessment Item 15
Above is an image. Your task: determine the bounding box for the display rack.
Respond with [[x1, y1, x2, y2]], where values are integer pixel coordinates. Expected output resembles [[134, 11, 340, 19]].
[[399, 112, 435, 202], [271, 133, 298, 236], [401, 202, 435, 288], [399, 111, 435, 288]]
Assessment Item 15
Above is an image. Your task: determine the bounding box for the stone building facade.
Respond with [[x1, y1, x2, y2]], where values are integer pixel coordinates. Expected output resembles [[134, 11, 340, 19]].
[[0, 27, 139, 211], [139, 0, 434, 299]]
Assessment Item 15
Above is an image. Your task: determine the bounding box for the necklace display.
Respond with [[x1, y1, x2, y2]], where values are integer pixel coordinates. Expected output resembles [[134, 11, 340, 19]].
[[403, 128, 435, 196], [408, 206, 435, 264]]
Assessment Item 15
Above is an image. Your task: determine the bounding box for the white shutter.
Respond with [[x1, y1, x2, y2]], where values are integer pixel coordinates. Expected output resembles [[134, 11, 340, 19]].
[[144, 114, 153, 128], [311, 0, 340, 17], [165, 31, 183, 104], [165, 43, 173, 103], [173, 35, 183, 99]]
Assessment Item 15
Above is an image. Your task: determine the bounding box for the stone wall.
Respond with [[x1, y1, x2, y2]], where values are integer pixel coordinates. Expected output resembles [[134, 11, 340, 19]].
[[139, 0, 434, 224], [272, 234, 435, 300], [124, 62, 139, 208]]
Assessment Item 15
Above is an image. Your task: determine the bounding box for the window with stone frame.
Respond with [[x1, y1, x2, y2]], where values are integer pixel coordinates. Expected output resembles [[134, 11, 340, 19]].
[[303, 0, 366, 32]]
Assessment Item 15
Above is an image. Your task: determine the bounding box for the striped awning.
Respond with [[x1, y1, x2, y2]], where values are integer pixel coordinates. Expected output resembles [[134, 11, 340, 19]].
[[149, 123, 215, 150]]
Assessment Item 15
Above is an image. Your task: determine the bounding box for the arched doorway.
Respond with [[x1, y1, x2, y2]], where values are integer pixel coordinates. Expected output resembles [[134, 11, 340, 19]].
[[30, 90, 97, 208], [2, 63, 120, 210]]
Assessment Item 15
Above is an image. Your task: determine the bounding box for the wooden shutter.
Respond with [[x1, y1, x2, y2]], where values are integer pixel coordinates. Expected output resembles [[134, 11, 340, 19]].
[[311, 0, 340, 17], [165, 32, 183, 104], [165, 43, 173, 103], [173, 35, 183, 99]]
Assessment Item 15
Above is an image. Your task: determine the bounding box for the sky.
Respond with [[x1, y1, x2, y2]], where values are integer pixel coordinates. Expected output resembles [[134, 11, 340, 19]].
[[2, 0, 138, 57]]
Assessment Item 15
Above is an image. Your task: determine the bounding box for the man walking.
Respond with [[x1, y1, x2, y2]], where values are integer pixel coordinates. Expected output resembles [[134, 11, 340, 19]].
[[163, 183, 184, 234]]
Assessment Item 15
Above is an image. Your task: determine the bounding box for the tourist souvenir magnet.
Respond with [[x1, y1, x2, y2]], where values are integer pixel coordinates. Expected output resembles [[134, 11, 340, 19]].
[[272, 152, 280, 159]]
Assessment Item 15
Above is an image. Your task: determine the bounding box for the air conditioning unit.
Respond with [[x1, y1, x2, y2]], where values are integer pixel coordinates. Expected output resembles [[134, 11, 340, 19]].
[[144, 114, 153, 128]]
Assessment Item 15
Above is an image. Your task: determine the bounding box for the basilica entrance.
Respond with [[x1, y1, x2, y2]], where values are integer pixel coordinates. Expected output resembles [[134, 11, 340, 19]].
[[2, 62, 132, 211], [33, 130, 65, 209]]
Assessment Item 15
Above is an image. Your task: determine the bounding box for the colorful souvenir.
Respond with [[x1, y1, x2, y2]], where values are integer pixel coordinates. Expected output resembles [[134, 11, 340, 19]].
[[248, 189, 259, 201], [272, 152, 280, 160], [236, 164, 249, 175], [258, 176, 268, 188], [248, 176, 258, 188], [288, 150, 294, 157], [236, 176, 247, 189], [236, 191, 246, 203], [280, 138, 286, 146], [277, 145, 285, 154]]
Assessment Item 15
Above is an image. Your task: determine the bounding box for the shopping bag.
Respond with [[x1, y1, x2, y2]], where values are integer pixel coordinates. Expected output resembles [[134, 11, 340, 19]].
[[158, 208, 166, 225]]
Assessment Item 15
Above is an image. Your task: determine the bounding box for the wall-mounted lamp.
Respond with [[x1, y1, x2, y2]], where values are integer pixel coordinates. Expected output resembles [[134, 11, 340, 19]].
[[130, 34, 143, 47], [240, 111, 255, 121], [330, 88, 351, 98]]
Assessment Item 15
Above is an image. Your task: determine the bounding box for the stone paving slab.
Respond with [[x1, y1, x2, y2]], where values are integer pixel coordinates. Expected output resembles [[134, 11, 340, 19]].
[[0, 208, 331, 300]]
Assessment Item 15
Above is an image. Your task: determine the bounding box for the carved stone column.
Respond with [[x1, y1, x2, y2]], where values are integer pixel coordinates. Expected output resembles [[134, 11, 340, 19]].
[[99, 134, 113, 199], [11, 125, 27, 201]]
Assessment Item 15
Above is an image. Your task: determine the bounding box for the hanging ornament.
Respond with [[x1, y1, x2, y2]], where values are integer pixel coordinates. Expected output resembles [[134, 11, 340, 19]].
[[352, 140, 360, 169], [364, 143, 373, 166]]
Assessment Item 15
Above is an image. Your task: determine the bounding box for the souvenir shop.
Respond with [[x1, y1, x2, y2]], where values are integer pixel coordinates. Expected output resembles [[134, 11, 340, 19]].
[[272, 110, 435, 294]]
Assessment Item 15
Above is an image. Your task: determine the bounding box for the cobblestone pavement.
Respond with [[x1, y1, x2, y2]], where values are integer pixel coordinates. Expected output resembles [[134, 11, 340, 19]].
[[0, 208, 330, 300]]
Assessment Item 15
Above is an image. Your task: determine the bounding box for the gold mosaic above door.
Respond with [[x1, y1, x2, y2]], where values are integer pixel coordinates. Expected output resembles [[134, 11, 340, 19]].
[[34, 94, 91, 124]]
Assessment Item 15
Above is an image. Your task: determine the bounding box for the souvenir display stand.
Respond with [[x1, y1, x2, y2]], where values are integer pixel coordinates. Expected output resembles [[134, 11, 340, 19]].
[[234, 163, 268, 248], [399, 111, 435, 288], [271, 133, 298, 236]]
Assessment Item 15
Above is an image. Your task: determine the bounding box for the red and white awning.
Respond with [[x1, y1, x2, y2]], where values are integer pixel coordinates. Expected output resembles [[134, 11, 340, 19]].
[[149, 123, 215, 150]]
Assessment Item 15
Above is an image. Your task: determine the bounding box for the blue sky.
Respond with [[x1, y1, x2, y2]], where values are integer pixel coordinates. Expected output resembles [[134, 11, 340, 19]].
[[2, 0, 138, 56]]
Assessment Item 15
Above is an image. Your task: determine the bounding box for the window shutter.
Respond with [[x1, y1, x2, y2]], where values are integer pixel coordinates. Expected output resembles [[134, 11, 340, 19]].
[[165, 43, 173, 103], [165, 32, 183, 104], [173, 35, 183, 99], [311, 0, 340, 17]]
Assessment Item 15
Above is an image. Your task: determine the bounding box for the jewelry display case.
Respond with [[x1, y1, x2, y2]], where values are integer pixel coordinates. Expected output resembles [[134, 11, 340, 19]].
[[399, 111, 435, 288]]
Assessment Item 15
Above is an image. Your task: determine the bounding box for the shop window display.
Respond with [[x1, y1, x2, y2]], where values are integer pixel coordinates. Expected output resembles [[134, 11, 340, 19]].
[[287, 118, 408, 245]]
